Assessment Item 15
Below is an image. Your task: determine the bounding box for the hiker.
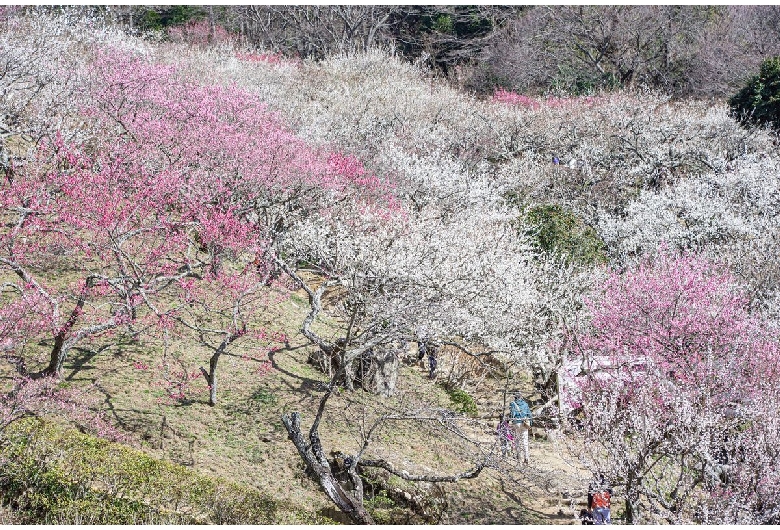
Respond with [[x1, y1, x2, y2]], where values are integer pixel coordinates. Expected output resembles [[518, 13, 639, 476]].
[[588, 474, 613, 525], [496, 416, 514, 456], [416, 326, 428, 363], [509, 394, 532, 464], [579, 508, 594, 525], [417, 337, 427, 362], [428, 343, 438, 379]]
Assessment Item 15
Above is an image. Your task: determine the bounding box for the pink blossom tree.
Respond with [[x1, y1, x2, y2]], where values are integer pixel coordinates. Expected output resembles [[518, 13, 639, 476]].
[[0, 375, 126, 441], [572, 250, 780, 523], [170, 271, 287, 407], [0, 46, 392, 410]]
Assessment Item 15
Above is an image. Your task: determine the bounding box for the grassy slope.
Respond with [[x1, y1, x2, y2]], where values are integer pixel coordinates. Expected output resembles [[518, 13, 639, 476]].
[[17, 283, 592, 524], [0, 417, 328, 524]]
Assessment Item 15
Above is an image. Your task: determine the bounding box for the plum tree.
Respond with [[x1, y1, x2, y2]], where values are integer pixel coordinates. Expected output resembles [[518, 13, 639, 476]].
[[572, 250, 780, 523], [1, 43, 393, 408]]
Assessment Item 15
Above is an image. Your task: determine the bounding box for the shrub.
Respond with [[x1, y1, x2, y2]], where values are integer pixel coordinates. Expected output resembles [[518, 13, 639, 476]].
[[729, 56, 780, 130], [0, 419, 328, 524], [250, 388, 278, 406], [444, 386, 478, 417], [524, 204, 606, 266]]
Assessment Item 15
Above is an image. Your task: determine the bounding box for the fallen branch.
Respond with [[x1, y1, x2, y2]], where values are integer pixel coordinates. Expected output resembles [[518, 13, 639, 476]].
[[360, 458, 486, 483]]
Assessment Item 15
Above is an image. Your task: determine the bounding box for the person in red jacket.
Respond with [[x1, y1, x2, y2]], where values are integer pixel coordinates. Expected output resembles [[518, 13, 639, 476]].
[[588, 474, 613, 525]]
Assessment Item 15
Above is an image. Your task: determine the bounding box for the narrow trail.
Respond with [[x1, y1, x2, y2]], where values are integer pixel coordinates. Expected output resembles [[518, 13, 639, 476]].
[[405, 354, 594, 524]]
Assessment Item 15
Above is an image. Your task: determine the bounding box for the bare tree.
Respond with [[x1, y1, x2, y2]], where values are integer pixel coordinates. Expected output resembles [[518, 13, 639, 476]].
[[280, 351, 491, 525], [227, 6, 402, 59], [475, 5, 780, 97]]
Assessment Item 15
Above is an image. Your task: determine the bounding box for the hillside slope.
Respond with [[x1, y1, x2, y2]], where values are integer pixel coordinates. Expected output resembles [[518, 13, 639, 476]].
[[2, 11, 780, 525]]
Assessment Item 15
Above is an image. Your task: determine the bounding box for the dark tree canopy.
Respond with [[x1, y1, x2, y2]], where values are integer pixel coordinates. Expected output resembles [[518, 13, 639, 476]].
[[729, 56, 780, 129]]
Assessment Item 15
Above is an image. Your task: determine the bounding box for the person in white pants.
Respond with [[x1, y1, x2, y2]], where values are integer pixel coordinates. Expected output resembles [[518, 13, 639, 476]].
[[509, 394, 532, 464], [515, 421, 530, 463]]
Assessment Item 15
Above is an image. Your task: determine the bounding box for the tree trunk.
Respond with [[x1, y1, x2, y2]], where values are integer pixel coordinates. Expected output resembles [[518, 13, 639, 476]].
[[343, 356, 355, 391], [281, 412, 374, 524], [35, 303, 86, 378], [200, 354, 219, 407], [43, 335, 67, 377], [626, 497, 639, 524], [372, 344, 398, 397], [208, 243, 223, 278], [40, 289, 90, 377], [200, 333, 240, 406], [625, 472, 640, 523], [26, 337, 69, 379], [556, 360, 567, 429]]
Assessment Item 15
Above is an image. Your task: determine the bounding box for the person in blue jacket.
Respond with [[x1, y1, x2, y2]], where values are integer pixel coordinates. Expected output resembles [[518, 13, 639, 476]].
[[509, 393, 533, 464]]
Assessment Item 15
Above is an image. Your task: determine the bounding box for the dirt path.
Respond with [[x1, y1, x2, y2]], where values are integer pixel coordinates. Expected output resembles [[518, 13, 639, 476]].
[[376, 355, 593, 524]]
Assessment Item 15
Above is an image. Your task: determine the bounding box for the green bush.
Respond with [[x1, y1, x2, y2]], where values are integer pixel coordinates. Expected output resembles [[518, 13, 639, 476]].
[[445, 387, 478, 417], [250, 388, 278, 406], [0, 419, 329, 524], [729, 56, 780, 130], [524, 204, 606, 266], [139, 5, 205, 31]]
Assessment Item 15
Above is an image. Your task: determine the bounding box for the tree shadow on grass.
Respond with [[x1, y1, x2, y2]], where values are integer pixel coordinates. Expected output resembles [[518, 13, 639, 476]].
[[64, 344, 110, 381], [268, 346, 327, 397], [496, 472, 573, 524]]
